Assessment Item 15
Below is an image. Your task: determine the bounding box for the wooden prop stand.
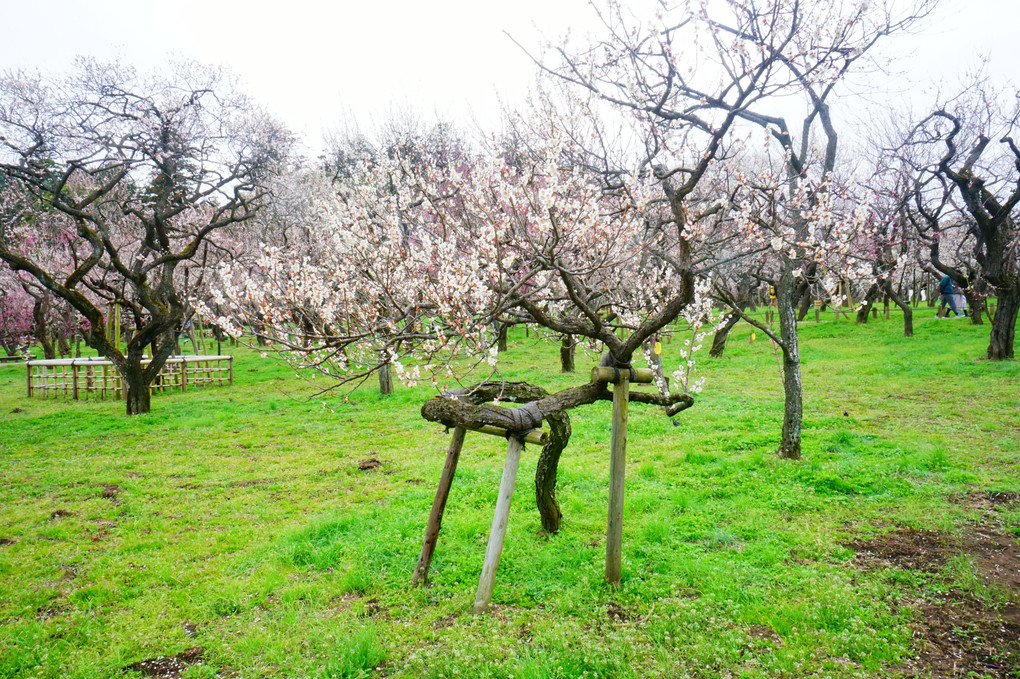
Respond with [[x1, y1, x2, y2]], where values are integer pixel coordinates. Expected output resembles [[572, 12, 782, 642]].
[[412, 421, 546, 614], [592, 366, 653, 586], [473, 433, 525, 614], [413, 426, 467, 585]]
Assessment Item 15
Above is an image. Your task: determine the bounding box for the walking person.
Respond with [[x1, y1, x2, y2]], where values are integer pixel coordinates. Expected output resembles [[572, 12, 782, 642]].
[[937, 274, 965, 318]]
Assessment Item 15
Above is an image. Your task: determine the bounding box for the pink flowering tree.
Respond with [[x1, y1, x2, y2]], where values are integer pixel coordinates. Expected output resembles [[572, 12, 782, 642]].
[[0, 267, 33, 356]]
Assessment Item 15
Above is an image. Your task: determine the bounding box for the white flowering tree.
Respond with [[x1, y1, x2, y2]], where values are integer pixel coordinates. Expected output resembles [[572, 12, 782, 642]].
[[212, 113, 720, 542], [537, 0, 936, 458]]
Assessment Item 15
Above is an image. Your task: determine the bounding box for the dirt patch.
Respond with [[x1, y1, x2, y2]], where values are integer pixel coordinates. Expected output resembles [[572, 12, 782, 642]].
[[122, 647, 204, 678], [432, 612, 460, 629], [901, 595, 1020, 678], [227, 479, 272, 488], [985, 490, 1019, 507], [0, 538, 14, 547], [323, 593, 359, 616], [847, 527, 949, 572], [10, 407, 23, 413], [49, 509, 76, 520], [607, 603, 628, 623], [847, 524, 1020, 678], [100, 483, 122, 500], [747, 624, 782, 643], [357, 457, 382, 471], [361, 597, 387, 617], [36, 603, 69, 620]]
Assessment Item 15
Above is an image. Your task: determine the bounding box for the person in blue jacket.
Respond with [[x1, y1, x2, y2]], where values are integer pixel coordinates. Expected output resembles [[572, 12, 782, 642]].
[[937, 274, 963, 318]]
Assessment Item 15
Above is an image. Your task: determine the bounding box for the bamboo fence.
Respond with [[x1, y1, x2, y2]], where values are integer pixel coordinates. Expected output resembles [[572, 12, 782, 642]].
[[26, 355, 233, 401]]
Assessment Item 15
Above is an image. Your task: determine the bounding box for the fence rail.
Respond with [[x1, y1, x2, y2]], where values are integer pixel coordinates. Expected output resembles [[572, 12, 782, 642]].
[[26, 355, 233, 401]]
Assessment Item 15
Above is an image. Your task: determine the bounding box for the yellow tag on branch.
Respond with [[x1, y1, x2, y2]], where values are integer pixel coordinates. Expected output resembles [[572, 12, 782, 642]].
[[654, 341, 662, 355], [750, 332, 756, 342]]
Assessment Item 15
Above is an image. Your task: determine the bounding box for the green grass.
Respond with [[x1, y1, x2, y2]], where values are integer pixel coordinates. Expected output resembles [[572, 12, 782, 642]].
[[0, 307, 1017, 678]]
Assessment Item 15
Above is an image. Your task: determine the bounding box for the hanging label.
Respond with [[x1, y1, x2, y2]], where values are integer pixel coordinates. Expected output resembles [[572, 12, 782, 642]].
[[750, 332, 756, 342], [654, 341, 662, 355]]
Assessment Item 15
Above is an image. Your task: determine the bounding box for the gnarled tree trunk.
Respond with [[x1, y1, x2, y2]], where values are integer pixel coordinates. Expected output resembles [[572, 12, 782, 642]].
[[559, 334, 575, 372], [709, 312, 741, 358], [881, 279, 913, 337], [987, 286, 1019, 360], [856, 283, 881, 324]]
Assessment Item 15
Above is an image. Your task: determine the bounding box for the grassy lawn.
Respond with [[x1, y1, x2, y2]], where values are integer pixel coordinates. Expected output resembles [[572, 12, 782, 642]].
[[1, 308, 1018, 678]]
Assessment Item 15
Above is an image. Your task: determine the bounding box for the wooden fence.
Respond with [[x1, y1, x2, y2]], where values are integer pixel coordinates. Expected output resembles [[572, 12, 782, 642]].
[[26, 355, 233, 401]]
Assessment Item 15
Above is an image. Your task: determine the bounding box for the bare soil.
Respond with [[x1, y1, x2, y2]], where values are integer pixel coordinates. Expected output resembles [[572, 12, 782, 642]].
[[847, 515, 1020, 678], [122, 647, 204, 678]]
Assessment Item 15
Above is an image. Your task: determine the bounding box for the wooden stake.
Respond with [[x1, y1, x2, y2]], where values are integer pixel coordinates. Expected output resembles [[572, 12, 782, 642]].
[[473, 434, 524, 614], [413, 427, 466, 585], [605, 372, 630, 586]]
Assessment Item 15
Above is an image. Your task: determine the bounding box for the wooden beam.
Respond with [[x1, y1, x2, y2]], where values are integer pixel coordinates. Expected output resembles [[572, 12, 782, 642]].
[[473, 434, 524, 614], [413, 427, 466, 585]]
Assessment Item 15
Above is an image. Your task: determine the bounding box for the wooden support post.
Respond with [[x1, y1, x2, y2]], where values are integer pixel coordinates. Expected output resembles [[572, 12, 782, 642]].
[[72, 363, 79, 400], [228, 357, 233, 386], [605, 372, 630, 586], [181, 359, 188, 393], [413, 427, 467, 585], [26, 363, 32, 397], [473, 434, 524, 614]]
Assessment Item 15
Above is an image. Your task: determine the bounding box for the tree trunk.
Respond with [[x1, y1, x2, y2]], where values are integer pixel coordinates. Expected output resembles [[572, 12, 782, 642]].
[[709, 312, 741, 358], [378, 361, 394, 395], [122, 365, 152, 415], [497, 323, 509, 353], [32, 298, 56, 359], [57, 332, 71, 357], [882, 279, 913, 337], [963, 288, 985, 325], [535, 411, 570, 533], [987, 287, 1019, 360], [796, 289, 812, 321], [856, 284, 880, 324], [777, 269, 802, 460], [559, 334, 575, 372]]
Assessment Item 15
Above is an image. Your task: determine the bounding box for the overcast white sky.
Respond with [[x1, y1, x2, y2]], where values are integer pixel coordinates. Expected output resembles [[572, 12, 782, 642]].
[[1, 0, 1016, 154]]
